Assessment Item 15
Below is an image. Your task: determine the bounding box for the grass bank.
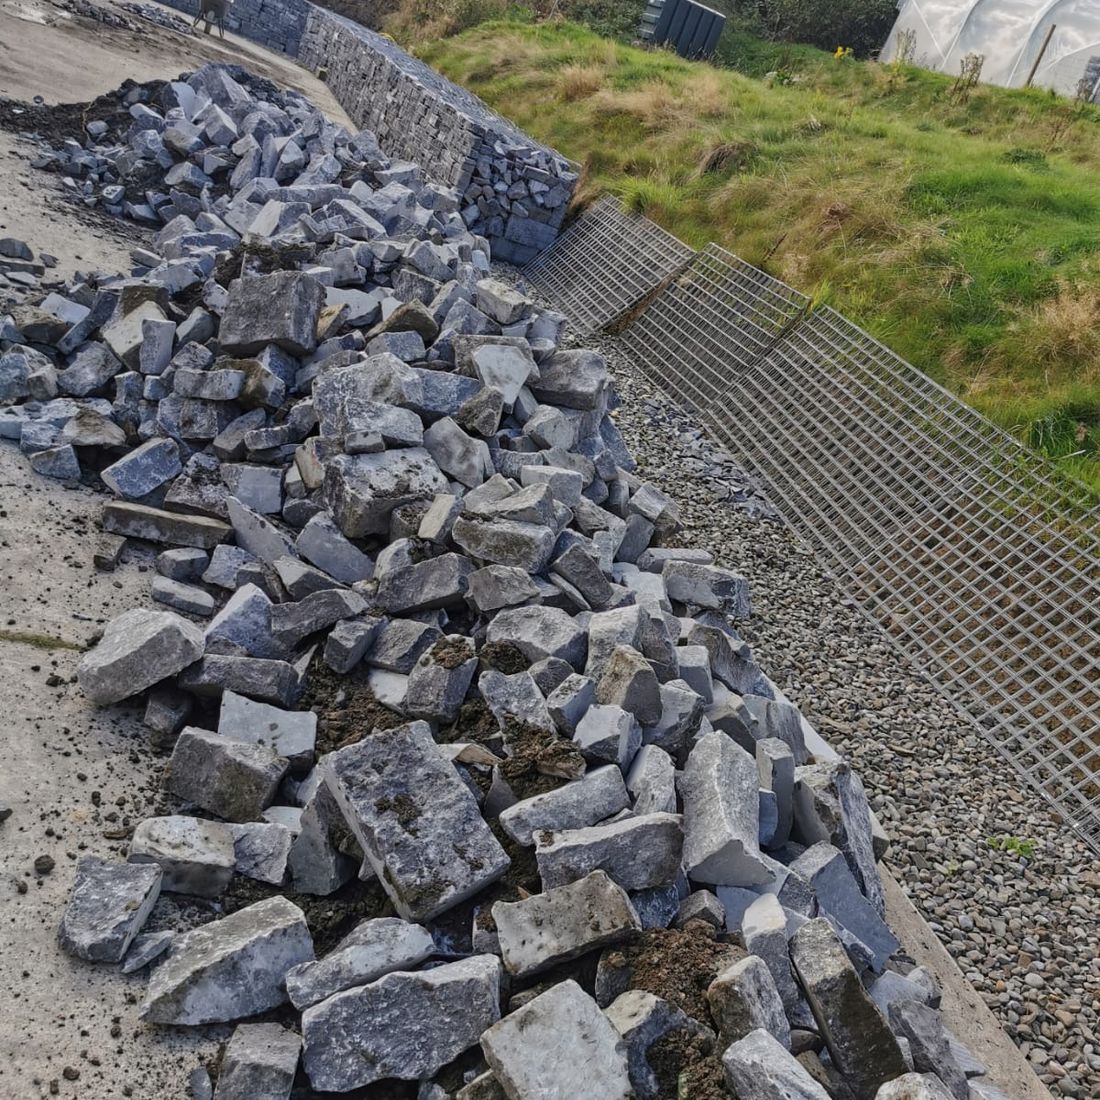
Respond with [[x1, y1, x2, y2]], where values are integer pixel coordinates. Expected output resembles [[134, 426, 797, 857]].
[[419, 19, 1100, 490]]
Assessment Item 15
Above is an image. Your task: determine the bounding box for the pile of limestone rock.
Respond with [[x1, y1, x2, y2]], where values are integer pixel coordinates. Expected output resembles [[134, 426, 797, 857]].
[[0, 63, 1010, 1100]]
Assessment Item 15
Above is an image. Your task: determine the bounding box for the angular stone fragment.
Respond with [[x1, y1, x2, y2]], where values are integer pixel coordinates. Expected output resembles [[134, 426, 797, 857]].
[[790, 918, 907, 1100], [58, 857, 161, 963], [536, 812, 683, 892], [366, 618, 442, 672], [501, 767, 628, 848], [482, 980, 632, 1099], [128, 815, 236, 897], [742, 893, 814, 1029], [875, 1074, 956, 1100], [888, 1002, 969, 1100], [227, 497, 295, 566], [597, 645, 661, 725], [485, 605, 586, 668], [471, 343, 535, 408], [663, 560, 750, 614], [758, 738, 796, 848], [179, 655, 302, 707], [324, 449, 447, 538], [480, 669, 555, 733], [574, 703, 642, 770], [167, 727, 288, 823], [228, 822, 294, 886], [606, 989, 715, 1100], [78, 608, 204, 705], [790, 843, 898, 973], [627, 744, 677, 815], [302, 955, 502, 1092], [867, 970, 936, 1018], [287, 783, 357, 896], [296, 512, 373, 584], [547, 672, 597, 734], [528, 349, 608, 411], [122, 930, 175, 974], [377, 552, 474, 614], [405, 635, 478, 724], [675, 889, 725, 929], [708, 954, 791, 1048], [723, 1029, 830, 1100], [214, 1023, 300, 1100], [494, 870, 639, 977], [324, 615, 383, 674], [102, 501, 230, 548], [142, 896, 313, 1025], [286, 917, 435, 1010], [680, 732, 773, 887], [794, 760, 884, 917], [152, 575, 216, 617], [205, 584, 283, 660], [270, 588, 367, 650], [322, 722, 509, 920], [220, 271, 323, 357]]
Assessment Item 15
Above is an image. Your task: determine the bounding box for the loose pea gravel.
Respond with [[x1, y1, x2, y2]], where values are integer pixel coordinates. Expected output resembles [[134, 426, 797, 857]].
[[591, 331, 1100, 1099]]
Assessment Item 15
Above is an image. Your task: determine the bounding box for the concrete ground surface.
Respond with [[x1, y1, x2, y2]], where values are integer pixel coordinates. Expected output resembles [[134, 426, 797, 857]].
[[0, 6, 1051, 1099]]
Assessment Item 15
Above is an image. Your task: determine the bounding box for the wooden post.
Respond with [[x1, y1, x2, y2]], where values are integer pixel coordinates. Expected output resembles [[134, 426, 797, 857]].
[[1025, 23, 1057, 88]]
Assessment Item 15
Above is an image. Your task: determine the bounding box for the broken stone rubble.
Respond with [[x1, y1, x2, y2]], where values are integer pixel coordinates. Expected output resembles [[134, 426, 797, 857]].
[[10, 59, 988, 1100]]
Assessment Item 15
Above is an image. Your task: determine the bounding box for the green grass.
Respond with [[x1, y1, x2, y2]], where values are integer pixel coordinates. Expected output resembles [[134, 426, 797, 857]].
[[418, 19, 1100, 492]]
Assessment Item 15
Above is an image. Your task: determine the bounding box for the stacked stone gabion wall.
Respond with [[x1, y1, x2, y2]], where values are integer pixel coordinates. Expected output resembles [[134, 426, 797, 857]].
[[297, 12, 577, 263], [159, 0, 577, 261]]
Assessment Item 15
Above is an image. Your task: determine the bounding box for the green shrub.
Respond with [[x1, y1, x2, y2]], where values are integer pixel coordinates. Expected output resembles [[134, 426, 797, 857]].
[[727, 0, 897, 57]]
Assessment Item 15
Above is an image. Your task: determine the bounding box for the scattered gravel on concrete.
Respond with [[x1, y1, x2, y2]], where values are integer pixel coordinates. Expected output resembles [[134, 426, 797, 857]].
[[589, 330, 1100, 1100]]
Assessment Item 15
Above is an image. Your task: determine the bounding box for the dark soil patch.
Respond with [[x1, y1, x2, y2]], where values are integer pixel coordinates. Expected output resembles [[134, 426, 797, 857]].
[[429, 635, 475, 670], [437, 697, 500, 744], [223, 872, 390, 956], [649, 1027, 729, 1100], [498, 726, 584, 800], [609, 923, 745, 1024], [478, 641, 530, 674], [303, 656, 406, 755]]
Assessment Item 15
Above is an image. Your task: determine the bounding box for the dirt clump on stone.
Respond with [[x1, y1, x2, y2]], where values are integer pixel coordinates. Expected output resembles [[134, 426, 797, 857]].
[[613, 922, 745, 1023], [498, 727, 581, 800], [648, 1026, 727, 1100], [478, 641, 530, 673], [304, 657, 406, 754]]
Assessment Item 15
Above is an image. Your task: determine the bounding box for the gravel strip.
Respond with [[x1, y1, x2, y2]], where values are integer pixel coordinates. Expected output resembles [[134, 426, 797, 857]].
[[589, 331, 1100, 1099]]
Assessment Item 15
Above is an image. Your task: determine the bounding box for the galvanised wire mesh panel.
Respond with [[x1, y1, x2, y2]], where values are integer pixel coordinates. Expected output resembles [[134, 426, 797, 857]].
[[618, 242, 810, 411], [636, 284, 1100, 846], [523, 195, 695, 335]]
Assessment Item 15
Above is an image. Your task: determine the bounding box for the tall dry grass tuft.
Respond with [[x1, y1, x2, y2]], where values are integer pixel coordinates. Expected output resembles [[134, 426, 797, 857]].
[[1018, 284, 1100, 379], [557, 64, 605, 102]]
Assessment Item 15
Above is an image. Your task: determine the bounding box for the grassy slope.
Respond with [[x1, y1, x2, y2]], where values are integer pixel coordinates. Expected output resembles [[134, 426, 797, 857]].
[[419, 19, 1100, 490]]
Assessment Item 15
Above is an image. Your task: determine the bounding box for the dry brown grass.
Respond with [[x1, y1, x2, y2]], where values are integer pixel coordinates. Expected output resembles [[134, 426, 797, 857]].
[[557, 63, 605, 102]]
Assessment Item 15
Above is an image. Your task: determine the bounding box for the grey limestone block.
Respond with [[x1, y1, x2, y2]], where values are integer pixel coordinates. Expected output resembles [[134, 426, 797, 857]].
[[58, 856, 162, 963]]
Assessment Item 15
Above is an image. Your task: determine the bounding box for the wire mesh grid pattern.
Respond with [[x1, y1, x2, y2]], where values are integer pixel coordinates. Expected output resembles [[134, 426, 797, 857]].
[[524, 195, 695, 335], [596, 234, 1100, 849]]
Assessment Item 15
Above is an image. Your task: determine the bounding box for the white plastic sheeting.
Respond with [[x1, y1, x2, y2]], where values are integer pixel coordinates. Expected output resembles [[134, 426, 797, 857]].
[[881, 0, 1100, 99]]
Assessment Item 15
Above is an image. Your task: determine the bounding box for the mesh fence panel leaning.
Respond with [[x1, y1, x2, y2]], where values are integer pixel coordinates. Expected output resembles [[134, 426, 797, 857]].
[[523, 195, 695, 336], [615, 239, 1100, 851]]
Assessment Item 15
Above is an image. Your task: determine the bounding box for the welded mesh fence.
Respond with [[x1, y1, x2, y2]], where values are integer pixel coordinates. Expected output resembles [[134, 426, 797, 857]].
[[527, 202, 1100, 850], [524, 195, 695, 334]]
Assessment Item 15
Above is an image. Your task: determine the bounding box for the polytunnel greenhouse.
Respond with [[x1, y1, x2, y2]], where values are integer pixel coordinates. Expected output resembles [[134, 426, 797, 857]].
[[880, 0, 1100, 99]]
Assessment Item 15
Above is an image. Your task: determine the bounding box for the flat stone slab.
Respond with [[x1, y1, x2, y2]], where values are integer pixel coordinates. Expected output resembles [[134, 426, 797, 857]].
[[219, 689, 317, 772], [128, 815, 236, 897], [78, 607, 204, 705], [58, 856, 162, 963], [535, 812, 683, 893], [142, 896, 313, 1025], [301, 955, 502, 1091], [494, 870, 640, 977], [102, 501, 231, 548], [286, 916, 435, 1010], [322, 721, 509, 920], [499, 765, 629, 846], [481, 979, 632, 1100]]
